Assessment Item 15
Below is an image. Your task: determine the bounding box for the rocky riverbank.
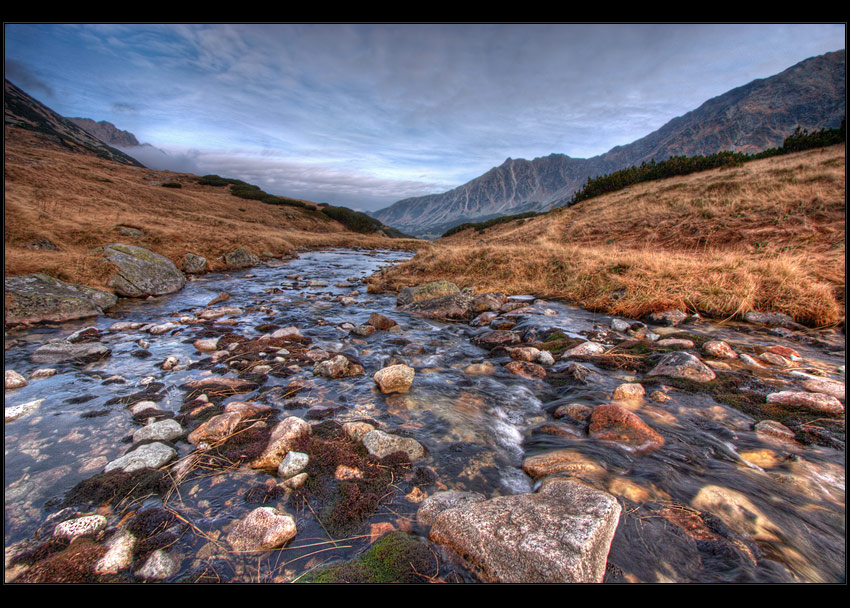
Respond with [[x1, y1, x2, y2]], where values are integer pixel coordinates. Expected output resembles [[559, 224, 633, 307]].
[[4, 251, 845, 583]]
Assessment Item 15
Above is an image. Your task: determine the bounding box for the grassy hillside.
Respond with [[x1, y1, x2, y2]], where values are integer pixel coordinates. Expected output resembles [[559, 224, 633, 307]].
[[368, 144, 845, 327], [4, 127, 424, 292]]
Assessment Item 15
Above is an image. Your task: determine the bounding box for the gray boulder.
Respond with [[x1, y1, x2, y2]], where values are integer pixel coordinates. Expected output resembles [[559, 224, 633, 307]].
[[32, 341, 110, 364], [224, 247, 260, 268], [182, 252, 207, 274], [104, 442, 177, 473], [4, 273, 117, 325], [99, 243, 186, 297], [429, 477, 621, 583]]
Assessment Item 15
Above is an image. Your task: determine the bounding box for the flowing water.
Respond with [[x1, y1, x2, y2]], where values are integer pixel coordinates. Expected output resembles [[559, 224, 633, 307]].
[[4, 249, 845, 583]]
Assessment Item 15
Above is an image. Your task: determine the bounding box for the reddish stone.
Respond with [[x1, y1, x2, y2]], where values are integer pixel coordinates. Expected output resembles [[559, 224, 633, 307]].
[[589, 404, 665, 452]]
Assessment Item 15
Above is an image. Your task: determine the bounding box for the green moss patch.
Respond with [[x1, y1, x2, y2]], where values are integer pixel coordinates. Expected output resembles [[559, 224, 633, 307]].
[[302, 531, 438, 583]]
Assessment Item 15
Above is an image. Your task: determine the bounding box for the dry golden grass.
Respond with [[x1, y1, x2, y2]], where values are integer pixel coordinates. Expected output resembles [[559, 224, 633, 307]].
[[4, 127, 425, 290], [370, 145, 845, 327]]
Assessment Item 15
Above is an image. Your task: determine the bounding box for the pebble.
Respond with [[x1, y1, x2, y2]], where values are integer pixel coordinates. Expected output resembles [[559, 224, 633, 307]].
[[5, 370, 28, 389]]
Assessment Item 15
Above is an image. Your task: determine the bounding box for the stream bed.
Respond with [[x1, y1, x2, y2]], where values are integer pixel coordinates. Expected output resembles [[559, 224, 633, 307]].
[[4, 249, 845, 583]]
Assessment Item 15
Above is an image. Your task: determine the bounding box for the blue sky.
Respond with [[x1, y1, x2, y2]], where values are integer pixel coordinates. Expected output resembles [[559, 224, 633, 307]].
[[4, 23, 845, 211]]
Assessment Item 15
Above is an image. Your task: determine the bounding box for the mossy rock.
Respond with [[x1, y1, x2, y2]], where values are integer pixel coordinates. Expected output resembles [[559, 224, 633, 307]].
[[302, 531, 437, 583], [99, 243, 186, 297], [4, 273, 117, 325]]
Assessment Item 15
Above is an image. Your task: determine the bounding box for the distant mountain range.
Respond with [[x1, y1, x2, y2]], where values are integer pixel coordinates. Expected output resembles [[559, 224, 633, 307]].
[[373, 49, 846, 238], [4, 79, 145, 168]]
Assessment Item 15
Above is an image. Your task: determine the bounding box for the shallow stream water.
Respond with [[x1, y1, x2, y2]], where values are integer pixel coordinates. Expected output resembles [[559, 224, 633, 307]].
[[4, 249, 845, 583]]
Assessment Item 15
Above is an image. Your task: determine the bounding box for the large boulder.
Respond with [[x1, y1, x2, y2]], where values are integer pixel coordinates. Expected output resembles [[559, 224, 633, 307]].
[[5, 273, 118, 325], [31, 340, 110, 364], [429, 478, 621, 583], [99, 243, 186, 297]]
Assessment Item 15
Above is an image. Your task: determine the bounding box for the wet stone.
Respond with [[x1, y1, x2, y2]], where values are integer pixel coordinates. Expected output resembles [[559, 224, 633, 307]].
[[416, 490, 487, 528], [5, 370, 28, 389], [362, 429, 425, 460], [226, 507, 297, 553], [133, 419, 184, 444], [765, 391, 844, 415], [647, 351, 716, 382], [373, 364, 415, 394], [53, 514, 107, 541], [104, 442, 177, 473]]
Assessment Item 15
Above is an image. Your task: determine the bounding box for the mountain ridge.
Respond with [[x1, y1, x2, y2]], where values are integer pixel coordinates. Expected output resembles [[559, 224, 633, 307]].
[[4, 79, 145, 168], [373, 49, 846, 238]]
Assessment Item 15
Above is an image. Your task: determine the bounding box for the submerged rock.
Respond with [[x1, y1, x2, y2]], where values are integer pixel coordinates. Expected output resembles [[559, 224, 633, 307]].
[[5, 398, 45, 422], [313, 354, 365, 379], [589, 404, 665, 452], [4, 273, 118, 325], [227, 507, 297, 552], [31, 341, 110, 364], [104, 442, 177, 473], [362, 430, 425, 460], [373, 364, 415, 394], [99, 243, 186, 297], [647, 351, 716, 382], [428, 478, 621, 583]]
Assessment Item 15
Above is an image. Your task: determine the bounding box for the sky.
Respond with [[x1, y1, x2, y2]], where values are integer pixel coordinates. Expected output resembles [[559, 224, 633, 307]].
[[4, 23, 846, 212]]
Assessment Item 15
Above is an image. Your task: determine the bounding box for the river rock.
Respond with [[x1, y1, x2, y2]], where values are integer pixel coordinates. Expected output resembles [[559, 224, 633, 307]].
[[29, 368, 57, 380], [182, 252, 207, 274], [270, 326, 303, 340], [754, 420, 797, 442], [313, 354, 364, 379], [5, 370, 28, 389], [398, 291, 474, 321], [351, 324, 376, 337], [472, 330, 521, 350], [589, 404, 665, 452], [250, 416, 311, 469], [470, 311, 499, 327], [648, 309, 688, 326], [99, 243, 186, 297], [362, 430, 425, 460], [53, 514, 107, 541], [464, 361, 495, 376], [428, 478, 621, 583], [703, 340, 738, 359], [647, 351, 716, 382], [133, 419, 184, 444], [342, 421, 376, 441], [367, 312, 397, 330], [765, 391, 844, 415], [416, 490, 486, 528], [801, 378, 844, 401], [508, 346, 541, 362], [31, 341, 110, 364], [504, 360, 547, 380], [187, 401, 270, 445], [104, 442, 177, 473], [691, 485, 780, 541], [278, 451, 309, 479], [562, 341, 605, 358], [521, 449, 605, 480], [612, 383, 645, 400], [95, 530, 136, 575], [136, 549, 178, 580], [657, 338, 695, 349], [224, 247, 260, 268], [397, 281, 460, 306], [759, 351, 792, 367], [472, 292, 506, 313], [743, 311, 805, 330], [227, 507, 297, 553], [4, 273, 118, 325], [373, 364, 415, 394], [6, 398, 44, 423], [199, 306, 243, 320], [537, 350, 555, 366]]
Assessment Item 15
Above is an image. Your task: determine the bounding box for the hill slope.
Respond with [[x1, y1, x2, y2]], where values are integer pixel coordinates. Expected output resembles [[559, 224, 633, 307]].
[[374, 50, 845, 238], [369, 144, 845, 327], [4, 79, 146, 168]]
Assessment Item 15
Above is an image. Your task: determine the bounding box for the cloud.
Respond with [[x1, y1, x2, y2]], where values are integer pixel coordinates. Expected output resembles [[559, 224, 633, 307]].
[[4, 59, 54, 97]]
